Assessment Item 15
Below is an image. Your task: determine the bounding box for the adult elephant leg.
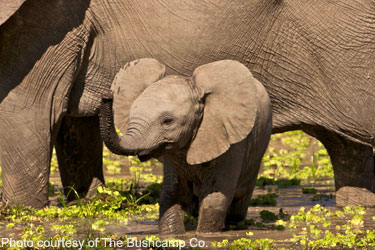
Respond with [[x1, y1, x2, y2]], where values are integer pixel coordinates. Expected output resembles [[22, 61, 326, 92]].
[[312, 129, 375, 206], [55, 116, 104, 201], [0, 113, 52, 209]]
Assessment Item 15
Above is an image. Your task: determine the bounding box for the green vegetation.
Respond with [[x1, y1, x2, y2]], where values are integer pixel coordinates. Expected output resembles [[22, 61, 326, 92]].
[[228, 219, 256, 230], [141, 183, 162, 204], [51, 224, 77, 236], [260, 210, 278, 222], [0, 186, 159, 222], [261, 131, 333, 181], [0, 185, 160, 249], [209, 205, 375, 249], [128, 155, 163, 184], [302, 187, 317, 194], [250, 193, 278, 206], [256, 177, 301, 187], [105, 177, 133, 191], [311, 193, 334, 202], [103, 150, 122, 175]]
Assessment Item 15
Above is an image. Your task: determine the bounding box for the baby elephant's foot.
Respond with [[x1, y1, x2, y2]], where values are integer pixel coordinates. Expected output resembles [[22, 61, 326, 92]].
[[197, 192, 228, 233], [159, 204, 186, 234], [197, 207, 226, 233]]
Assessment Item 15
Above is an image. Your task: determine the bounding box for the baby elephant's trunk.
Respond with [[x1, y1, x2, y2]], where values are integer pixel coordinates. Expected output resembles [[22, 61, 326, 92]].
[[99, 90, 138, 156]]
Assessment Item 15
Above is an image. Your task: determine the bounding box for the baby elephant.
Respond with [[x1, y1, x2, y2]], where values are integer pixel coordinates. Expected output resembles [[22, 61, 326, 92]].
[[99, 58, 272, 234]]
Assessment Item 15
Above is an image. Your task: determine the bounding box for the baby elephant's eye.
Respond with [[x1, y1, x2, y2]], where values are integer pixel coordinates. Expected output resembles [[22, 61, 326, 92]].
[[162, 117, 174, 125]]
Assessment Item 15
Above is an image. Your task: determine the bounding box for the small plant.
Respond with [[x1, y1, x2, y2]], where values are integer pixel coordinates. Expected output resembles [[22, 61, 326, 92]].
[[234, 220, 249, 230], [228, 219, 255, 230], [278, 208, 288, 219], [92, 219, 108, 231], [141, 183, 162, 204], [311, 193, 333, 201], [256, 177, 301, 187], [276, 178, 300, 187], [302, 187, 317, 194], [244, 219, 255, 225], [250, 193, 278, 206], [211, 239, 229, 248], [184, 214, 198, 230], [275, 219, 287, 227], [21, 224, 45, 244], [256, 176, 276, 186], [6, 223, 15, 229], [51, 224, 77, 237], [231, 237, 276, 250], [350, 214, 364, 227], [255, 221, 266, 228], [260, 210, 278, 222], [106, 177, 132, 191]]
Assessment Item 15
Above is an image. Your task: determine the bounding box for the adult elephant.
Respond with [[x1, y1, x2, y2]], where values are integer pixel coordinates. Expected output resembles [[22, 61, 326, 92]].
[[1, 0, 375, 208]]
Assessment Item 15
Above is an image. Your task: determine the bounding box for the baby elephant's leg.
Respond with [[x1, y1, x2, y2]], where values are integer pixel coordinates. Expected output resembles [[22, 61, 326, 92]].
[[159, 160, 192, 234], [227, 142, 265, 224], [197, 141, 247, 233]]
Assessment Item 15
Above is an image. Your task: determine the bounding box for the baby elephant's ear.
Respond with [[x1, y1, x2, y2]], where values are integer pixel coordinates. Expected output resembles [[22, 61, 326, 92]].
[[111, 58, 166, 133], [187, 60, 260, 165]]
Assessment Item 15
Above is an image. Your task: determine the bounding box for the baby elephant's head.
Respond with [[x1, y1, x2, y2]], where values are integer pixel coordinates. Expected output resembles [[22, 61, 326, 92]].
[[100, 58, 261, 165]]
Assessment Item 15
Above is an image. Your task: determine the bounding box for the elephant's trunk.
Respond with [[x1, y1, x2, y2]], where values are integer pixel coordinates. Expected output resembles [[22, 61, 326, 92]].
[[99, 91, 139, 156]]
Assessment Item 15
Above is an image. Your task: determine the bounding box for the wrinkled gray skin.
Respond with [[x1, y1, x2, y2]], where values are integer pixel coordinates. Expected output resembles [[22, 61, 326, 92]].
[[99, 59, 272, 233], [1, 0, 375, 209]]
